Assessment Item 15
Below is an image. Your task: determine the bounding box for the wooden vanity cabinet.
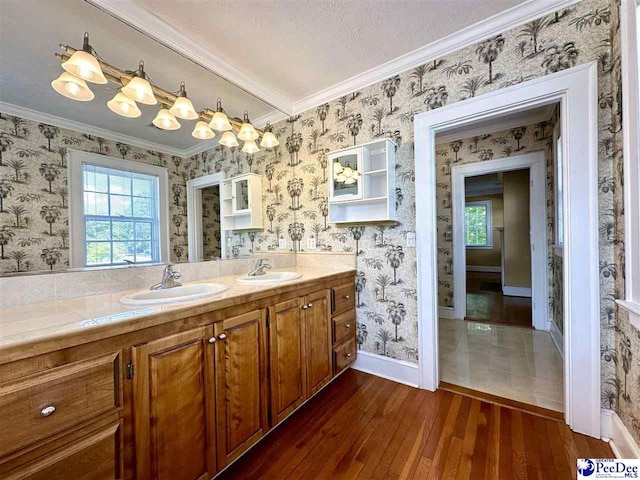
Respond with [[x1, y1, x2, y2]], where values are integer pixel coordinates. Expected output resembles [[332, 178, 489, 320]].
[[332, 282, 357, 374], [131, 326, 216, 480]]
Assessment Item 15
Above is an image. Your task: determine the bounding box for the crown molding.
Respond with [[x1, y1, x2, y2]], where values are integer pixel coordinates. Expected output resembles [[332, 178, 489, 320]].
[[85, 0, 294, 116], [292, 0, 583, 113], [0, 101, 191, 157]]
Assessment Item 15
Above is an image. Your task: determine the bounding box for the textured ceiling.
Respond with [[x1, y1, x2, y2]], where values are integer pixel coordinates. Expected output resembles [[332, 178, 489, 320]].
[[0, 0, 277, 152], [133, 0, 526, 100]]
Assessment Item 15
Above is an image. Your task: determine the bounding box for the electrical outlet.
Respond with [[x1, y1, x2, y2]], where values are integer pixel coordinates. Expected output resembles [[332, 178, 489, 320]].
[[307, 237, 317, 250], [406, 232, 416, 247], [278, 238, 287, 250]]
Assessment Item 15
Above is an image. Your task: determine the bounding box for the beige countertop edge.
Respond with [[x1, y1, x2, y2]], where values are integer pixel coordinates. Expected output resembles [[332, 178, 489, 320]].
[[0, 267, 356, 365]]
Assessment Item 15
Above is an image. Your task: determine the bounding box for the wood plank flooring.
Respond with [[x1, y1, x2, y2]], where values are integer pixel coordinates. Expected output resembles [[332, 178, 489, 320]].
[[217, 370, 613, 480], [466, 272, 532, 328]]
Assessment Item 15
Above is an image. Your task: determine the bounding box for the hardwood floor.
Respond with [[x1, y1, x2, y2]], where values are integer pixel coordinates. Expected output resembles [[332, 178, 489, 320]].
[[466, 271, 532, 328], [217, 369, 613, 480]]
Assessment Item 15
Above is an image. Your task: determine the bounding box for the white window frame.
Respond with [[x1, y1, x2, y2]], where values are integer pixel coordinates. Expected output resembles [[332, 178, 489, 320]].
[[464, 200, 493, 249], [68, 149, 170, 268]]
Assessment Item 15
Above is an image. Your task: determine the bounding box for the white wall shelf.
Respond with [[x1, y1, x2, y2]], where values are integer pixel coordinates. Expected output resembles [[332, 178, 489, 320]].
[[221, 173, 263, 231], [327, 138, 396, 225]]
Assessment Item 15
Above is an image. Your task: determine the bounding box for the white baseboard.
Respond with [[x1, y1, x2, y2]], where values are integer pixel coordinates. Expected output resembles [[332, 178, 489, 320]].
[[502, 285, 532, 297], [438, 306, 457, 319], [351, 350, 420, 388], [466, 265, 502, 273], [549, 320, 564, 359], [601, 409, 640, 458]]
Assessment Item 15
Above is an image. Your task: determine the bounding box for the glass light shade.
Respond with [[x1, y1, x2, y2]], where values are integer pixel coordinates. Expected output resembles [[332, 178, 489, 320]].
[[336, 173, 346, 183], [61, 50, 107, 84], [209, 111, 232, 131], [107, 92, 141, 118], [237, 121, 259, 141], [192, 121, 215, 140], [122, 76, 157, 105], [219, 131, 239, 148], [51, 72, 94, 101], [260, 131, 279, 148], [344, 177, 356, 185], [152, 108, 180, 130], [343, 166, 354, 178], [333, 161, 344, 174], [242, 140, 260, 154], [170, 96, 198, 120]]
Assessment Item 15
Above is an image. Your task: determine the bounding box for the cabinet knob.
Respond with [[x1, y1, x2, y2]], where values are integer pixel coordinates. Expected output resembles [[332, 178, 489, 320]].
[[344, 353, 352, 358], [40, 405, 56, 417], [218, 333, 227, 341], [345, 323, 351, 329], [343, 295, 350, 299], [208, 337, 216, 344], [307, 303, 313, 308], [302, 305, 308, 310]]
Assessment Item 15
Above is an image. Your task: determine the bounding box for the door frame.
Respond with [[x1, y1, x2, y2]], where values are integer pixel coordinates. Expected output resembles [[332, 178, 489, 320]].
[[414, 63, 600, 438], [187, 172, 225, 261], [451, 152, 548, 331]]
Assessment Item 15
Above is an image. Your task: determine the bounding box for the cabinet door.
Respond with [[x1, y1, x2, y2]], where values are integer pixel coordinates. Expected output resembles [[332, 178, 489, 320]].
[[268, 298, 307, 426], [214, 310, 268, 468], [328, 148, 363, 203], [231, 177, 251, 214], [132, 326, 216, 480], [305, 290, 333, 395]]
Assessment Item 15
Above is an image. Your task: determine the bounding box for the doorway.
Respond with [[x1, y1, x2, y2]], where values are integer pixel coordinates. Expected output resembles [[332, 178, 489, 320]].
[[187, 172, 226, 261]]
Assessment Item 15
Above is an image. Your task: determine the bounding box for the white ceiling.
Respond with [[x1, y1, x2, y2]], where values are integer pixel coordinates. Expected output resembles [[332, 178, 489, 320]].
[[131, 0, 526, 102], [0, 0, 277, 154]]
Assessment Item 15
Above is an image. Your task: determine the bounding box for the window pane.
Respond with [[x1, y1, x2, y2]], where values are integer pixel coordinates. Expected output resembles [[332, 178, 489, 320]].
[[135, 222, 152, 240], [85, 220, 111, 241], [133, 197, 152, 218], [133, 178, 152, 197], [113, 242, 136, 263], [112, 220, 134, 241], [109, 174, 131, 195], [135, 241, 153, 262], [84, 169, 108, 193], [84, 192, 109, 216], [86, 242, 111, 265], [110, 195, 132, 217]]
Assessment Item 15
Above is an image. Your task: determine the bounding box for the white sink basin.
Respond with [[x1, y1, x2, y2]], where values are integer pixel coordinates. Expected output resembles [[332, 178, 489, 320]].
[[236, 272, 302, 285], [120, 283, 229, 306]]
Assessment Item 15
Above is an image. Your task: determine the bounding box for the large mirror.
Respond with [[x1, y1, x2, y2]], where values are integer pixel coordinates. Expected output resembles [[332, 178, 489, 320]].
[[0, 0, 283, 276]]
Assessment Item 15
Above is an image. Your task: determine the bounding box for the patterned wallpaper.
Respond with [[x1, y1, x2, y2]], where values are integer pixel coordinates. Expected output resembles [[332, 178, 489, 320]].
[[202, 185, 221, 259]]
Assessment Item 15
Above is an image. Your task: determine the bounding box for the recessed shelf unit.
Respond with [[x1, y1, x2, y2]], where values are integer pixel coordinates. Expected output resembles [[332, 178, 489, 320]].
[[221, 173, 263, 231], [327, 138, 396, 225]]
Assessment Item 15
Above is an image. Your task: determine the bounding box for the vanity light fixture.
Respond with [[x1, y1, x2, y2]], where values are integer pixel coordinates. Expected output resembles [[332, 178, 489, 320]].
[[260, 122, 279, 148], [219, 131, 239, 148], [169, 82, 198, 120], [107, 91, 142, 118], [61, 32, 107, 84], [336, 173, 347, 183], [208, 99, 233, 131], [192, 120, 215, 140], [153, 108, 180, 130], [333, 161, 344, 174], [121, 61, 157, 105], [51, 72, 94, 101], [237, 112, 259, 141], [242, 140, 260, 154]]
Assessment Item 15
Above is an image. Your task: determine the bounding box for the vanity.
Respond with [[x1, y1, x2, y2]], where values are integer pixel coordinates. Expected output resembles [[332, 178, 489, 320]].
[[0, 267, 356, 480]]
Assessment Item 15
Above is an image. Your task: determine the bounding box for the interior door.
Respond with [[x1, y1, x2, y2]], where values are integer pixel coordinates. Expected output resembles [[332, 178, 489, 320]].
[[304, 290, 333, 395], [132, 326, 216, 480], [268, 297, 307, 426], [214, 309, 268, 468]]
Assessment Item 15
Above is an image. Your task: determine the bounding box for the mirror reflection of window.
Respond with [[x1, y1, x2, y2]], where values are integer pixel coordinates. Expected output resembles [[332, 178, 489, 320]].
[[201, 185, 221, 260], [333, 154, 359, 197]]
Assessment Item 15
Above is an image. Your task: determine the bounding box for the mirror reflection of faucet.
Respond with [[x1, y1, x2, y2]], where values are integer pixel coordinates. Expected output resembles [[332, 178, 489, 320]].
[[150, 264, 183, 290]]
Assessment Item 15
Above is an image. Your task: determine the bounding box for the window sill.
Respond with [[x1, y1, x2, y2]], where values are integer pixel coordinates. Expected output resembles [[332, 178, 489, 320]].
[[466, 245, 494, 250], [616, 299, 640, 331]]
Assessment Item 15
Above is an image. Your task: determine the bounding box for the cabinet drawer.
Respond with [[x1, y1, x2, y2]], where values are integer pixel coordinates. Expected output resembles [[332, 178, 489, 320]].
[[333, 309, 355, 346], [332, 282, 355, 315], [333, 338, 356, 374], [0, 352, 121, 458], [5, 422, 122, 480]]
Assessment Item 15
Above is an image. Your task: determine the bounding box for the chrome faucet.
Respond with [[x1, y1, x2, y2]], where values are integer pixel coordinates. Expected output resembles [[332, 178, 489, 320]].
[[248, 258, 271, 277], [151, 264, 183, 290]]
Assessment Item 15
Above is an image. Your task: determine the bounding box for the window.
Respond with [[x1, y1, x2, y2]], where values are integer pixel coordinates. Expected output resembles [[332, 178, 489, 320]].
[[464, 200, 492, 248], [69, 151, 168, 268]]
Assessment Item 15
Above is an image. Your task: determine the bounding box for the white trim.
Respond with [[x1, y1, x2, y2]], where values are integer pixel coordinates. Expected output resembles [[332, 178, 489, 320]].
[[67, 150, 170, 268], [616, 299, 640, 331], [502, 285, 533, 298], [620, 0, 640, 308], [466, 265, 502, 273], [85, 0, 293, 115], [0, 101, 188, 158], [435, 105, 554, 145], [452, 152, 547, 327], [186, 172, 226, 261], [601, 410, 640, 459], [350, 351, 419, 388], [414, 63, 601, 438], [438, 306, 457, 319], [549, 319, 564, 358], [292, 0, 583, 113]]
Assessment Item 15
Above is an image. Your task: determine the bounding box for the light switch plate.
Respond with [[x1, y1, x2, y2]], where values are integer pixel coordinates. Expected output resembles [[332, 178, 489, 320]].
[[307, 237, 317, 250], [406, 232, 416, 247], [278, 238, 287, 250]]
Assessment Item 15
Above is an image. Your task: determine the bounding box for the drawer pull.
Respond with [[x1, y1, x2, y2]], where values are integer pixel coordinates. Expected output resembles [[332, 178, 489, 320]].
[[343, 295, 350, 299], [218, 333, 227, 341], [307, 303, 313, 308], [40, 405, 56, 417], [344, 353, 352, 358], [345, 323, 351, 329], [208, 337, 216, 344]]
